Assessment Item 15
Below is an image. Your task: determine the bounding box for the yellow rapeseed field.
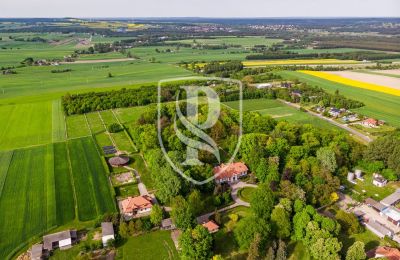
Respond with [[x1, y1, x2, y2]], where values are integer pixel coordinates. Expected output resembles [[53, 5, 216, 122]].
[[243, 59, 359, 66], [299, 70, 400, 96]]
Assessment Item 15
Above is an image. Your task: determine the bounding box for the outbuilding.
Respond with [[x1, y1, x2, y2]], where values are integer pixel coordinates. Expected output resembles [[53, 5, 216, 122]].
[[101, 222, 115, 246]]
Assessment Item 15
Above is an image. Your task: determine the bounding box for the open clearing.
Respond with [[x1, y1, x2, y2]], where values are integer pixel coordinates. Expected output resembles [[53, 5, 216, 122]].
[[118, 231, 178, 260], [0, 137, 115, 259], [223, 99, 343, 131], [327, 71, 400, 90]]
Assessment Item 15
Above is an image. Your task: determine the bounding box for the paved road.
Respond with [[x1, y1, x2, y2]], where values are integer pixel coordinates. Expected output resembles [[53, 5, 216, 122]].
[[279, 100, 373, 143]]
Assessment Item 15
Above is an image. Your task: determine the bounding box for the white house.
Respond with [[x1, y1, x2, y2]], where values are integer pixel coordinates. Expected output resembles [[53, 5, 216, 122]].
[[43, 230, 77, 251], [101, 222, 115, 246], [373, 173, 388, 187]]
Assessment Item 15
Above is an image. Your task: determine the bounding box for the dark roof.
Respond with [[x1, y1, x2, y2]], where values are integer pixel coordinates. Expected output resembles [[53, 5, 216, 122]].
[[354, 210, 365, 217], [108, 156, 130, 166], [381, 189, 400, 206], [365, 198, 378, 205], [43, 230, 75, 250], [101, 222, 114, 237], [161, 218, 173, 227]]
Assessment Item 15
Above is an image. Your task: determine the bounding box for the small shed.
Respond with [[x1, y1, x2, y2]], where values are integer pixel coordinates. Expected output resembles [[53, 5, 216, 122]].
[[108, 156, 130, 167], [161, 218, 176, 230], [202, 220, 220, 233], [101, 222, 115, 246], [30, 244, 44, 260]]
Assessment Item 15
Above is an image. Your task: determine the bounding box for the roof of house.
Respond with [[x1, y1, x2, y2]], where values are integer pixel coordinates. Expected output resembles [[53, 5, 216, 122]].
[[373, 174, 387, 184], [365, 198, 378, 205], [367, 246, 400, 260], [213, 162, 248, 180], [31, 244, 43, 258], [202, 220, 219, 232], [101, 222, 114, 237], [366, 220, 393, 237], [161, 218, 174, 227], [121, 195, 153, 213], [382, 207, 400, 221], [353, 210, 365, 217], [364, 118, 378, 125], [381, 189, 400, 206], [43, 230, 75, 250]]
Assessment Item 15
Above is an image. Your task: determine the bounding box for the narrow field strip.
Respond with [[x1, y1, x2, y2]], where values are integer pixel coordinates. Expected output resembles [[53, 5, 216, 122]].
[[0, 150, 13, 199], [52, 99, 67, 142], [45, 144, 57, 229], [299, 70, 400, 96], [66, 114, 91, 139]]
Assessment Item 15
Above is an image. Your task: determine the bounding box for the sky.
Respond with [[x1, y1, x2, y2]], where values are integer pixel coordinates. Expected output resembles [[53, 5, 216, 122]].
[[1, 0, 399, 18]]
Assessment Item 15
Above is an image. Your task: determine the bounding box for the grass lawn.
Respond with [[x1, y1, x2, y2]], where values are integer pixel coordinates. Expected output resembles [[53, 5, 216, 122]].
[[114, 106, 147, 124], [50, 245, 82, 260], [131, 153, 154, 190], [346, 174, 397, 201], [237, 187, 256, 203], [223, 98, 342, 131], [279, 71, 400, 127], [115, 184, 140, 198], [66, 114, 91, 139], [118, 231, 178, 260], [338, 229, 394, 255]]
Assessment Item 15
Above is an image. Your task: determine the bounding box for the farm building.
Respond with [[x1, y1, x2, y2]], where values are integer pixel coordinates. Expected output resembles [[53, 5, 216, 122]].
[[202, 220, 220, 233], [30, 244, 46, 260], [365, 220, 394, 239], [373, 173, 387, 187], [161, 218, 176, 230], [101, 222, 115, 246], [120, 195, 153, 217], [381, 207, 400, 226], [328, 107, 341, 117], [108, 155, 130, 167], [213, 162, 248, 184], [43, 230, 77, 251], [381, 189, 400, 206], [367, 246, 400, 260]]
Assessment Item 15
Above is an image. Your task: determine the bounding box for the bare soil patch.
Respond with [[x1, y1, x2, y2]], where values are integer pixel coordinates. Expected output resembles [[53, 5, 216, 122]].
[[371, 69, 400, 76]]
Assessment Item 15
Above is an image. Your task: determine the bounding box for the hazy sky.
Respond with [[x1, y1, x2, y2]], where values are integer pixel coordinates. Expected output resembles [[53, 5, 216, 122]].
[[1, 0, 399, 18]]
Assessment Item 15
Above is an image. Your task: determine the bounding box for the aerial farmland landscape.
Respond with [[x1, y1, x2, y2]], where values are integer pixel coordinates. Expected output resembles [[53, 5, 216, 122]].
[[0, 1, 400, 260]]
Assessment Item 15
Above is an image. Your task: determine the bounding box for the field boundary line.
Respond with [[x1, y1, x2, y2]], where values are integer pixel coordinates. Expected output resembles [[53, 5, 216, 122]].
[[0, 150, 14, 200], [111, 109, 138, 152], [84, 114, 93, 135], [97, 111, 118, 150], [65, 141, 79, 221]]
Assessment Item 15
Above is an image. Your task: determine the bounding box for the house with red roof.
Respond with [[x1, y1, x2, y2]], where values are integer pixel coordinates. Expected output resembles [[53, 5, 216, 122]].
[[361, 118, 379, 128], [367, 246, 400, 260], [120, 195, 153, 217], [202, 220, 219, 233], [213, 162, 248, 184]]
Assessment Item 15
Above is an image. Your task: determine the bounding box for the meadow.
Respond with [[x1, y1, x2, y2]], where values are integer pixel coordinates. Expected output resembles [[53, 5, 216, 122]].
[[279, 71, 400, 127], [118, 231, 179, 260], [243, 59, 359, 67], [0, 137, 116, 259], [166, 36, 282, 47], [223, 98, 342, 130]]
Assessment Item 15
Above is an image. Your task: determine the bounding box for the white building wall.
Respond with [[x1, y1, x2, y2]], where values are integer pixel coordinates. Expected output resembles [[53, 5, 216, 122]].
[[59, 238, 72, 248], [102, 235, 115, 246]]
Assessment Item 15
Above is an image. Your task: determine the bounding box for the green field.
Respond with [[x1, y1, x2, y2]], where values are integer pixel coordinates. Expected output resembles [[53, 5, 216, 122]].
[[279, 71, 400, 127], [166, 36, 282, 47], [223, 98, 342, 130], [118, 231, 178, 260], [0, 137, 116, 259], [0, 101, 53, 150]]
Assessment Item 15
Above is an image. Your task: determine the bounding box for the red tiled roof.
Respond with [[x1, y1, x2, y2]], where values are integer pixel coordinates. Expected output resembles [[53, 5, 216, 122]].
[[364, 118, 378, 125], [202, 221, 219, 233], [213, 162, 248, 180], [121, 195, 153, 214], [367, 246, 400, 260]]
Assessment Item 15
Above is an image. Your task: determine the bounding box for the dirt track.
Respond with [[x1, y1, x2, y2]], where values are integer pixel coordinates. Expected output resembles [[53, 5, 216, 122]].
[[60, 58, 135, 64]]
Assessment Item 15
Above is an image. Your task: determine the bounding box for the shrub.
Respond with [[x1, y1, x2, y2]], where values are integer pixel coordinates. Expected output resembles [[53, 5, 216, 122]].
[[108, 123, 122, 133]]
